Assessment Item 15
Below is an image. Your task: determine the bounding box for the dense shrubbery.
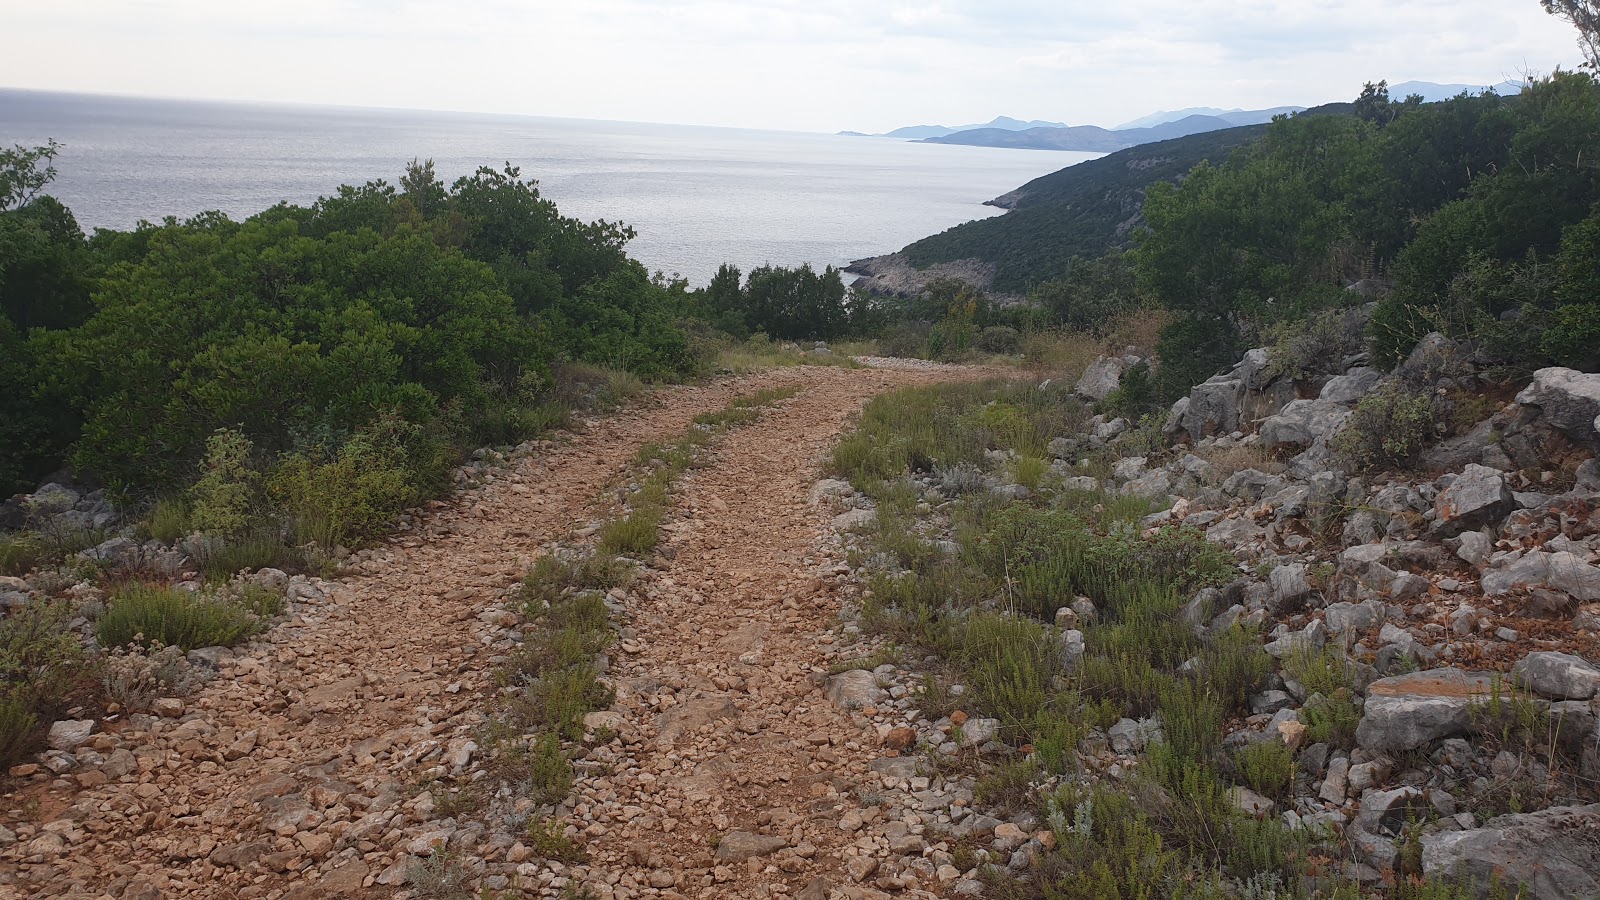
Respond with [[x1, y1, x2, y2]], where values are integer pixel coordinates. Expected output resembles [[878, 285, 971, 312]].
[[0, 149, 891, 566], [1134, 73, 1600, 396]]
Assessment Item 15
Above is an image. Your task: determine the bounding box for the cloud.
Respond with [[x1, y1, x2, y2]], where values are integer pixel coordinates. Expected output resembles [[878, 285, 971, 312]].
[[0, 0, 1584, 131]]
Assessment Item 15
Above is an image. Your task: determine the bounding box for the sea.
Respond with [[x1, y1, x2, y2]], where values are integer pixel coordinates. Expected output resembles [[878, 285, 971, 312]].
[[0, 89, 1098, 285]]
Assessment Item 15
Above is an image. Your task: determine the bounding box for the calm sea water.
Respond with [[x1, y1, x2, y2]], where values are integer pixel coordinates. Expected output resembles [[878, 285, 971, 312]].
[[0, 89, 1096, 285]]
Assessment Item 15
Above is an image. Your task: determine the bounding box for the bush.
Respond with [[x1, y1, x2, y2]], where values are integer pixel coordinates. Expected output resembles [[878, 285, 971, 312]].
[[270, 416, 421, 549], [145, 496, 190, 543], [1332, 384, 1442, 472], [597, 508, 662, 557], [1233, 740, 1296, 800], [101, 642, 198, 711], [526, 732, 574, 807], [1263, 306, 1370, 384], [0, 690, 37, 768], [188, 429, 261, 538], [1302, 690, 1361, 747], [0, 531, 42, 576], [979, 325, 1022, 354], [526, 816, 587, 863], [194, 529, 303, 582], [96, 584, 264, 650], [0, 598, 87, 710]]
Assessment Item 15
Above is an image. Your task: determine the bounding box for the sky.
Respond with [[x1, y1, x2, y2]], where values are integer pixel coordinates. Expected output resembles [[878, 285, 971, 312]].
[[0, 1, 1585, 133]]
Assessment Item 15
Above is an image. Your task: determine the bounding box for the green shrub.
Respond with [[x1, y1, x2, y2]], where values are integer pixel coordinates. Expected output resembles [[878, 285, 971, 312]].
[[526, 816, 587, 863], [0, 598, 88, 710], [597, 508, 662, 557], [1283, 644, 1358, 698], [0, 532, 42, 576], [521, 552, 630, 613], [188, 428, 261, 538], [1012, 456, 1047, 490], [270, 416, 422, 549], [1332, 384, 1442, 472], [1233, 740, 1296, 800], [928, 317, 978, 360], [513, 663, 612, 740], [1263, 306, 1370, 383], [96, 584, 263, 650], [526, 732, 575, 807], [1302, 690, 1361, 747], [979, 325, 1022, 354], [0, 690, 38, 769], [195, 529, 302, 582], [146, 496, 190, 543]]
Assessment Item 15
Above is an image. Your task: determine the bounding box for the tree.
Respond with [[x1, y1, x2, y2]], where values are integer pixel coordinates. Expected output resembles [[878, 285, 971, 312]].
[[0, 141, 62, 212], [1543, 0, 1600, 69]]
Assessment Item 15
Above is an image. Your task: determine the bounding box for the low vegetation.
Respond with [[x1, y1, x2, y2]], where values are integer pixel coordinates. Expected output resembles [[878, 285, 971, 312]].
[[831, 379, 1505, 898]]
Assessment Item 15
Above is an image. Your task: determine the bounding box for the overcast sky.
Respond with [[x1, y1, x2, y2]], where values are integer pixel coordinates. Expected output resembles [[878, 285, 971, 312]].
[[1, 1, 1584, 133]]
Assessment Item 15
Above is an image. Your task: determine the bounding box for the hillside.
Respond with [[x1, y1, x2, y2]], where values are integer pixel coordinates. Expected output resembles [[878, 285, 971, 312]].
[[847, 123, 1273, 296], [919, 112, 1273, 152]]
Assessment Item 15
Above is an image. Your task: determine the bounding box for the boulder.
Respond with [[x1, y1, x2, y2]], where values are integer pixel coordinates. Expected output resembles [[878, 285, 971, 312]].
[[808, 479, 855, 504], [1163, 397, 1191, 440], [1422, 804, 1600, 899], [1320, 368, 1384, 404], [1239, 348, 1274, 391], [1356, 669, 1495, 752], [824, 670, 883, 710], [1113, 457, 1148, 482], [1432, 464, 1514, 539], [832, 508, 877, 531], [1325, 601, 1385, 636], [1399, 332, 1467, 386], [1124, 470, 1173, 500], [1228, 786, 1276, 817], [1482, 551, 1600, 601], [1182, 376, 1243, 439], [28, 483, 80, 513], [1453, 531, 1492, 567], [1515, 367, 1600, 449], [1356, 786, 1427, 835], [1222, 469, 1288, 501], [47, 719, 95, 751], [1512, 652, 1600, 700], [716, 831, 789, 863], [1259, 399, 1353, 450], [1076, 357, 1127, 402], [1269, 564, 1315, 611]]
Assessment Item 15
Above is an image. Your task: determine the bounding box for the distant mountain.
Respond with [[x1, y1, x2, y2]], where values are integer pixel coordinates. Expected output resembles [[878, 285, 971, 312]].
[[1114, 107, 1238, 130], [1387, 80, 1524, 102], [846, 116, 1072, 140], [921, 113, 1257, 152], [849, 84, 1524, 153], [1114, 106, 1305, 130]]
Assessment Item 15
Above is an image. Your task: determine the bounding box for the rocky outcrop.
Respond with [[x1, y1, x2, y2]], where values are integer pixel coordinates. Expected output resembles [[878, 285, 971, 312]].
[[1076, 356, 1135, 401], [842, 253, 1001, 300], [1422, 804, 1600, 899], [1431, 464, 1515, 539], [1515, 367, 1600, 449], [1355, 669, 1495, 752]]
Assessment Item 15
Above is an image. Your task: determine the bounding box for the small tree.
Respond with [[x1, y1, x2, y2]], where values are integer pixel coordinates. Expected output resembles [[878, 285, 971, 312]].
[[1543, 0, 1600, 69], [0, 140, 62, 212]]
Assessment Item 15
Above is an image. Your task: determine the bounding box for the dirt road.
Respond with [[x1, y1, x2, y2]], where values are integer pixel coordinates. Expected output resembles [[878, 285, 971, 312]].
[[0, 362, 977, 900]]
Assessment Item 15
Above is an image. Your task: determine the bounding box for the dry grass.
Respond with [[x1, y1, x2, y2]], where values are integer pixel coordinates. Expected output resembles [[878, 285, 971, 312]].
[[1018, 329, 1101, 380], [715, 336, 862, 374], [1193, 442, 1287, 483], [1101, 307, 1172, 355]]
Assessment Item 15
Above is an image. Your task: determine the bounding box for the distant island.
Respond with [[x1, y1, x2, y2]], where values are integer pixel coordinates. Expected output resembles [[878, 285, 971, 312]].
[[843, 80, 1525, 152]]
